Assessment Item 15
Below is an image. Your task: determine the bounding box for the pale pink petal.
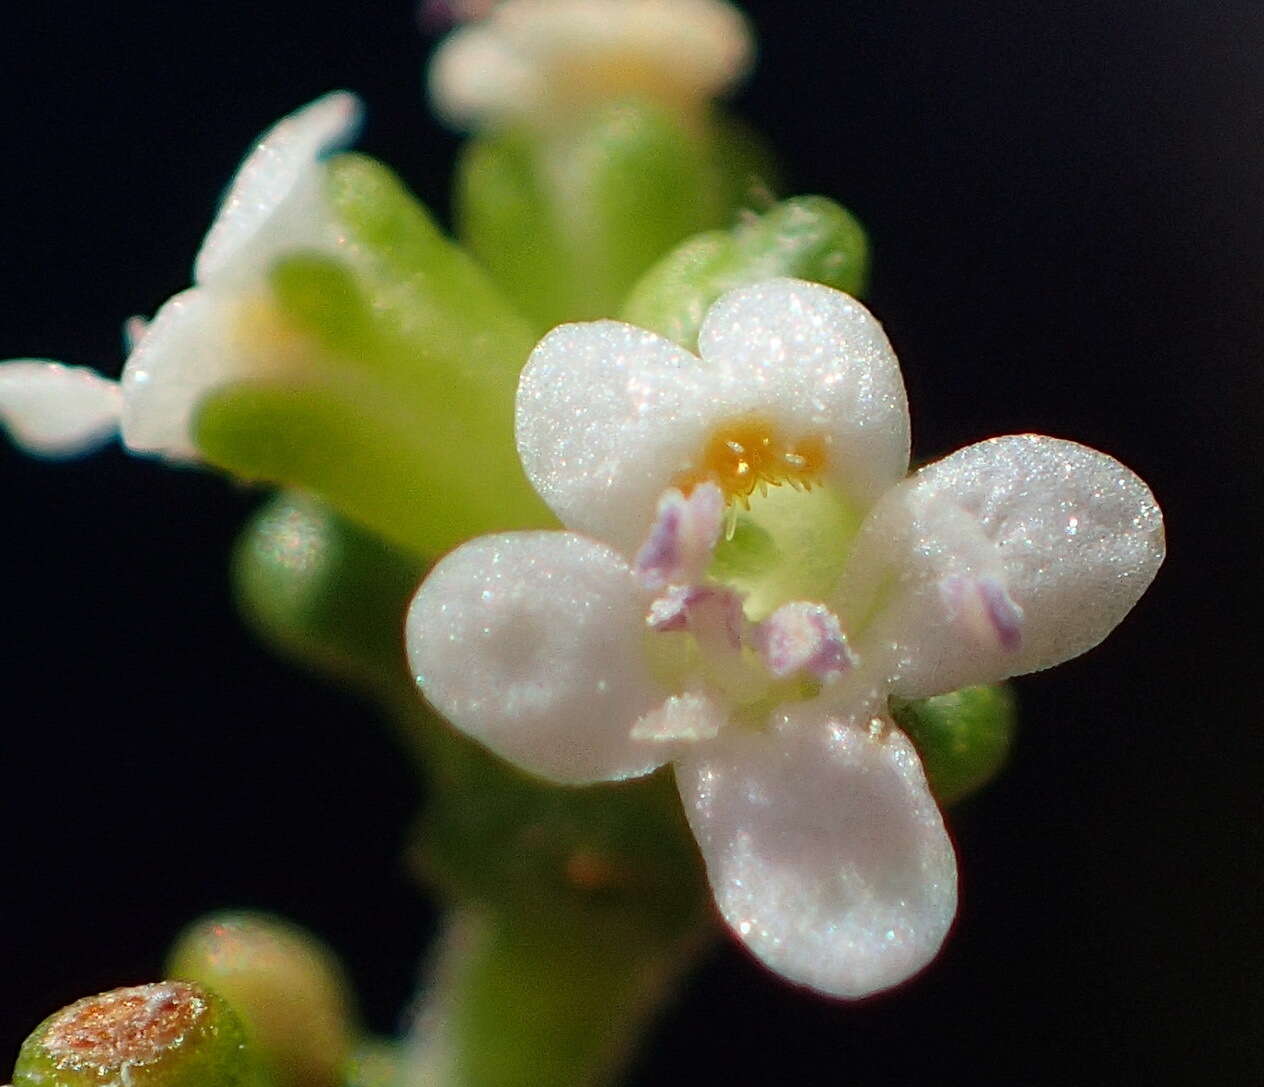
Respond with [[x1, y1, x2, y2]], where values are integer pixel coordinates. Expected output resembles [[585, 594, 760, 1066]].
[[677, 709, 957, 998], [406, 531, 670, 784], [838, 434, 1165, 698]]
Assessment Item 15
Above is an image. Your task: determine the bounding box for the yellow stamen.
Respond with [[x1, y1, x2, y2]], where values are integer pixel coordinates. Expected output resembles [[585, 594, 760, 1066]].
[[676, 416, 827, 503]]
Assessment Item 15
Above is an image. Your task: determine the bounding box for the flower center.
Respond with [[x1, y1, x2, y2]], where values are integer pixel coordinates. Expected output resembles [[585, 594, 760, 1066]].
[[670, 417, 857, 621], [675, 416, 828, 508], [633, 478, 858, 739]]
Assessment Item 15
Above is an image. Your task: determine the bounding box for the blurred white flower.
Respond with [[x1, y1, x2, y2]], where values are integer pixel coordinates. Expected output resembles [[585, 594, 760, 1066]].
[[0, 92, 361, 460], [406, 278, 1165, 998], [428, 0, 754, 130]]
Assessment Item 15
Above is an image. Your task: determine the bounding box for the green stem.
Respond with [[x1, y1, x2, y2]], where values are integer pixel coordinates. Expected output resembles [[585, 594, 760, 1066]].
[[407, 908, 711, 1087]]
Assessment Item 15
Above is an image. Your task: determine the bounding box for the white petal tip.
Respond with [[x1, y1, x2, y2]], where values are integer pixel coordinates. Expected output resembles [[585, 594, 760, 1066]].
[[679, 718, 957, 999], [193, 91, 364, 284], [0, 361, 121, 458]]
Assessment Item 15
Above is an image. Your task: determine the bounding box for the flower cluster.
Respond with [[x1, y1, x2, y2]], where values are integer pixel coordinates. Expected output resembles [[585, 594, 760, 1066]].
[[0, 0, 1167, 1017], [407, 278, 1165, 997]]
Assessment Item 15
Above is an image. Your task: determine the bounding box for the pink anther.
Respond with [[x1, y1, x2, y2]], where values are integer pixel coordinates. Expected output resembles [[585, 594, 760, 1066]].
[[754, 602, 856, 681], [647, 584, 745, 651], [634, 483, 726, 590]]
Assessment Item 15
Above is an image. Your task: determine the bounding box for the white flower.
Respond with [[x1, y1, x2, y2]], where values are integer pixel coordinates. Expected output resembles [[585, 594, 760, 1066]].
[[0, 92, 361, 460], [406, 278, 1165, 998], [428, 0, 754, 130]]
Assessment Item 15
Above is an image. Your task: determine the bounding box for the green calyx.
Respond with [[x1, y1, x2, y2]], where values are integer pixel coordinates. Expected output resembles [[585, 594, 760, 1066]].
[[456, 100, 776, 331], [891, 684, 1017, 805], [196, 153, 553, 559], [12, 982, 267, 1087], [166, 912, 357, 1087], [622, 194, 870, 351]]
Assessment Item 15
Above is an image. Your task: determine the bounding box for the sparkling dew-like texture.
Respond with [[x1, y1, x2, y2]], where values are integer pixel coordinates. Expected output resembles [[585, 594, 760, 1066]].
[[409, 277, 1165, 998], [515, 280, 909, 556], [678, 716, 956, 998], [411, 531, 668, 783], [837, 434, 1167, 700]]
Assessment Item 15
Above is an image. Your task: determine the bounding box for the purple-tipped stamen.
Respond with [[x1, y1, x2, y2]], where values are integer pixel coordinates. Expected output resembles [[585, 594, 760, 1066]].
[[754, 602, 856, 681], [647, 584, 744, 652], [634, 483, 726, 590]]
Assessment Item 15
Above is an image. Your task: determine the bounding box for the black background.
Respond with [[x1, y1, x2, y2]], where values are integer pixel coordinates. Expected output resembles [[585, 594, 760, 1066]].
[[1, 2, 1261, 1083]]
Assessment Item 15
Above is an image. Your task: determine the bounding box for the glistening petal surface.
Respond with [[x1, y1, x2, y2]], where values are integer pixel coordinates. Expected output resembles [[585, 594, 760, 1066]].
[[516, 320, 714, 553], [194, 92, 362, 287], [839, 434, 1166, 698], [697, 278, 910, 511], [0, 361, 121, 457], [406, 532, 671, 784], [676, 710, 957, 998], [517, 280, 910, 554]]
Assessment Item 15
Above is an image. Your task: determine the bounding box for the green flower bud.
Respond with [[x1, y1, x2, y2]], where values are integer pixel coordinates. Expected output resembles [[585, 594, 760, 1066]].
[[12, 982, 264, 1087], [455, 100, 739, 330], [232, 492, 423, 701], [890, 684, 1017, 805], [166, 913, 355, 1087], [622, 195, 870, 351]]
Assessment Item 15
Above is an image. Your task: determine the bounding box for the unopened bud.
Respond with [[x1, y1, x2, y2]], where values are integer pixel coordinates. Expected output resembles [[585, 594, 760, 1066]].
[[166, 912, 355, 1087], [12, 981, 261, 1087], [891, 684, 1016, 806]]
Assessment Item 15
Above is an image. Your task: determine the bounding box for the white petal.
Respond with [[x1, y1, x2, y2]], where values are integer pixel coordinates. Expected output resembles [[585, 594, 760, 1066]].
[[677, 710, 957, 998], [0, 360, 121, 457], [429, 0, 753, 129], [118, 288, 245, 459], [840, 434, 1165, 698], [516, 320, 716, 554], [428, 20, 542, 130], [698, 278, 911, 512], [406, 531, 670, 784], [194, 92, 362, 287]]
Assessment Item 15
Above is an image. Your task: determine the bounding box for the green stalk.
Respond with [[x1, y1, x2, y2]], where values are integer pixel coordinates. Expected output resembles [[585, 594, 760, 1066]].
[[408, 907, 711, 1087]]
